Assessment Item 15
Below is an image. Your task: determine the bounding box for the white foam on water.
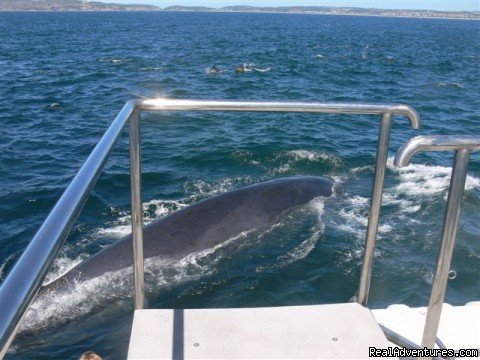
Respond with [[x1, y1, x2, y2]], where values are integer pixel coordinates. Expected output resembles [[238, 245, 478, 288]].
[[420, 269, 434, 285], [310, 197, 326, 220], [350, 195, 370, 207], [382, 193, 421, 214], [287, 150, 322, 161], [255, 199, 327, 273], [234, 149, 343, 175], [349, 164, 374, 174], [333, 195, 393, 240], [387, 157, 480, 197], [22, 228, 256, 333], [274, 163, 292, 174], [22, 267, 133, 333], [344, 158, 479, 220], [97, 224, 131, 238], [330, 155, 478, 242], [184, 176, 252, 200], [270, 149, 343, 175], [99, 57, 128, 64], [277, 198, 327, 265], [43, 256, 86, 285], [286, 149, 344, 166], [146, 198, 190, 217], [96, 199, 189, 238], [277, 229, 322, 266], [254, 67, 271, 73], [436, 82, 464, 89], [144, 251, 215, 289], [328, 155, 479, 278], [139, 67, 162, 71], [467, 249, 480, 260]]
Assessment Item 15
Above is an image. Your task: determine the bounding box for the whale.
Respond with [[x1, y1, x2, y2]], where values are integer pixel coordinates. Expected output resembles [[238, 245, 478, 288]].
[[40, 176, 334, 295]]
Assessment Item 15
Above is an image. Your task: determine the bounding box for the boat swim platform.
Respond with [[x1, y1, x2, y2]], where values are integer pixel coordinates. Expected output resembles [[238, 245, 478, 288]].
[[128, 302, 480, 359], [371, 301, 480, 351], [127, 303, 392, 359]]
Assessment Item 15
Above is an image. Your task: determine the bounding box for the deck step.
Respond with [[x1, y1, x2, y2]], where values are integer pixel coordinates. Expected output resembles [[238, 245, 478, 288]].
[[128, 303, 391, 359]]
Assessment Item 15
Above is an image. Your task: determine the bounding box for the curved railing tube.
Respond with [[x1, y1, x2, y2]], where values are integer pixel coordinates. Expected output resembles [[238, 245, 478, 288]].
[[0, 99, 420, 358], [394, 135, 480, 350], [395, 135, 480, 166]]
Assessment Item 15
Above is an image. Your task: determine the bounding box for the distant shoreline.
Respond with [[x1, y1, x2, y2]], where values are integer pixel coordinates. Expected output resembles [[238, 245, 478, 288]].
[[1, 10, 478, 21], [159, 9, 480, 21], [0, 6, 478, 21]]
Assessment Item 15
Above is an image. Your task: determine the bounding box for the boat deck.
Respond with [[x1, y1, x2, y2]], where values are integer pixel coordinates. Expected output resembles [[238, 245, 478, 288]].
[[128, 302, 480, 359], [128, 303, 391, 359], [372, 301, 480, 350]]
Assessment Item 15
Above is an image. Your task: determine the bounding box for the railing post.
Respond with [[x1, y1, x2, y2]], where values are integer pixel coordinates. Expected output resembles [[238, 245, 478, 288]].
[[394, 135, 480, 354], [357, 112, 392, 305], [421, 148, 470, 349], [0, 101, 135, 359], [129, 106, 145, 309]]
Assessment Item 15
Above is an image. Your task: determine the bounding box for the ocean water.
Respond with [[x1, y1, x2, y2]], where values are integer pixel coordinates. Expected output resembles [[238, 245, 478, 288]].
[[0, 11, 479, 359]]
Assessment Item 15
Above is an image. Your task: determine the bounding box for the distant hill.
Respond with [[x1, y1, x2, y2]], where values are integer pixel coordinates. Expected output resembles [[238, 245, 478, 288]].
[[0, 0, 159, 11]]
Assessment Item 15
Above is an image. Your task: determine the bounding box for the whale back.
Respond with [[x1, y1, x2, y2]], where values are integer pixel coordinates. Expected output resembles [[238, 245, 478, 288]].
[[41, 176, 333, 294]]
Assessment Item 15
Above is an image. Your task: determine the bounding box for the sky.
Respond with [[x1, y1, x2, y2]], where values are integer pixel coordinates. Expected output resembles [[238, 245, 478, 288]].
[[99, 0, 480, 12]]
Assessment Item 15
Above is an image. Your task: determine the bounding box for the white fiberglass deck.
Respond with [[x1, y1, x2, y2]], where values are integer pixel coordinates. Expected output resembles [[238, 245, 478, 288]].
[[128, 303, 391, 359], [372, 301, 480, 350]]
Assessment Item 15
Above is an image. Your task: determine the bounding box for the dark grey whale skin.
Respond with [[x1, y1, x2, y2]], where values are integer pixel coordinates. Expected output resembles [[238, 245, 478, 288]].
[[40, 176, 333, 295]]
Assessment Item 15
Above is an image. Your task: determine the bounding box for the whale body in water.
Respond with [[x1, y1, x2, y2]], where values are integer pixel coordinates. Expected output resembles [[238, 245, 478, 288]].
[[41, 176, 334, 295]]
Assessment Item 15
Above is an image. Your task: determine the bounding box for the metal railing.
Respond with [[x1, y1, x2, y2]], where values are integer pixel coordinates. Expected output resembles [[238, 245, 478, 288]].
[[0, 99, 420, 357], [394, 135, 480, 350]]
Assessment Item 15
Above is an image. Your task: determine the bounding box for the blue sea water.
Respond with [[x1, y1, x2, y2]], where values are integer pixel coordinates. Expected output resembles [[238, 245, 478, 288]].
[[0, 11, 479, 359]]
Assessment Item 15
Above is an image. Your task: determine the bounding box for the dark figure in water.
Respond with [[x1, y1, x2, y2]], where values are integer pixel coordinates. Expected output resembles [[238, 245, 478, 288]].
[[207, 64, 221, 74], [235, 65, 245, 73]]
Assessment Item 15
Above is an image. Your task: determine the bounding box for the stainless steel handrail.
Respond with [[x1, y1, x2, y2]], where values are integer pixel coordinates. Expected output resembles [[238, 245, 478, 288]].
[[138, 99, 421, 306], [394, 135, 480, 350], [0, 99, 420, 357], [139, 99, 420, 119], [0, 100, 137, 359]]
